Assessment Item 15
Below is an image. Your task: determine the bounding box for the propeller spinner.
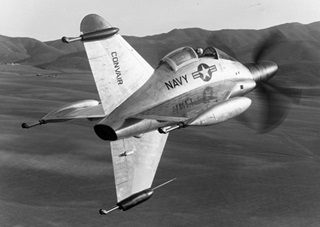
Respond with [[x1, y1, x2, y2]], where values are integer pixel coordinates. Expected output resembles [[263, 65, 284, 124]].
[[239, 33, 301, 133]]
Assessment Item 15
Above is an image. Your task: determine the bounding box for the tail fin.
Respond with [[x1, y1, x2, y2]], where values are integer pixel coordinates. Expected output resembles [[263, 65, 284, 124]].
[[80, 14, 154, 116]]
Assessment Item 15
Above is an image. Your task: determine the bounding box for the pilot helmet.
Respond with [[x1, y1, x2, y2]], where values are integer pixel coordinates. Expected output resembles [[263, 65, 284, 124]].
[[196, 48, 203, 55]]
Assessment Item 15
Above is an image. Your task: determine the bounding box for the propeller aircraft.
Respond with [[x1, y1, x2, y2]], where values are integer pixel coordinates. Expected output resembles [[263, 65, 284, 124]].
[[22, 14, 297, 214]]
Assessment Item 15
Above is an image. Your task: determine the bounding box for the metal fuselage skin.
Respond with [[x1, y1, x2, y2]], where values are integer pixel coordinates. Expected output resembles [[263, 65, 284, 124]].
[[124, 58, 253, 116], [96, 54, 256, 140]]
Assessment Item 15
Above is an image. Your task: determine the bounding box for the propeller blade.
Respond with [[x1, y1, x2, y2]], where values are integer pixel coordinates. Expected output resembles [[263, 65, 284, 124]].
[[252, 30, 285, 62], [238, 28, 304, 133], [256, 82, 291, 133], [237, 81, 300, 133]]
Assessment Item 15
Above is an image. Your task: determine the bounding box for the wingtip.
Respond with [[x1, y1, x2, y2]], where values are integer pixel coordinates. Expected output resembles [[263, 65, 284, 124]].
[[99, 209, 108, 215], [21, 120, 45, 129], [81, 14, 112, 34], [99, 206, 119, 215]]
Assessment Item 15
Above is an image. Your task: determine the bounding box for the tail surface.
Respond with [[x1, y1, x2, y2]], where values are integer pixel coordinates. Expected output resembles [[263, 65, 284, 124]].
[[81, 14, 154, 116]]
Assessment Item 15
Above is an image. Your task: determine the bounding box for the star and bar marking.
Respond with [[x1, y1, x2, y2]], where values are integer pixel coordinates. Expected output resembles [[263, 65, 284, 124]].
[[192, 64, 217, 82]]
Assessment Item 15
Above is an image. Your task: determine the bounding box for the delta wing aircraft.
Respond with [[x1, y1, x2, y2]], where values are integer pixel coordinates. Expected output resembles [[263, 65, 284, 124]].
[[22, 14, 297, 214]]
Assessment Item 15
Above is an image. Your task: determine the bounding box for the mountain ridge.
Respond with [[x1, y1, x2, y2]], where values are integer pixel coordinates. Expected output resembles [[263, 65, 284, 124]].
[[0, 21, 319, 70]]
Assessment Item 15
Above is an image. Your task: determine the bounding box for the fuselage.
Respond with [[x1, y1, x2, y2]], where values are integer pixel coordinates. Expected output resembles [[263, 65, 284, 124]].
[[93, 47, 257, 140], [112, 47, 254, 119]]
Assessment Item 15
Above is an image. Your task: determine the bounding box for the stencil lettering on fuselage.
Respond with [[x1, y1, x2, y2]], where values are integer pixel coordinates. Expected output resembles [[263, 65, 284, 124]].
[[165, 75, 188, 90], [192, 64, 217, 82], [111, 52, 123, 85], [172, 98, 194, 115]]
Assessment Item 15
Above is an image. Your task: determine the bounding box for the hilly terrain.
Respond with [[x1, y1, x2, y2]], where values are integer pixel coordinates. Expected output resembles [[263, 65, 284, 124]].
[[1, 22, 320, 227], [1, 22, 320, 70]]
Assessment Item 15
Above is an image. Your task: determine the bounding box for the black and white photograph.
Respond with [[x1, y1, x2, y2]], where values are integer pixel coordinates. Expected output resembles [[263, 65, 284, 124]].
[[1, 0, 320, 226]]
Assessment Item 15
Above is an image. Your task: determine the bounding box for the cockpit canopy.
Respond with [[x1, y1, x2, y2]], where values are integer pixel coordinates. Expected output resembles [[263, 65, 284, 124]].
[[202, 47, 236, 61], [160, 46, 236, 71], [161, 47, 198, 71]]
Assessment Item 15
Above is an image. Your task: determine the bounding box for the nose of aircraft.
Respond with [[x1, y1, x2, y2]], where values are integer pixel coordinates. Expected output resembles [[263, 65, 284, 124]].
[[245, 62, 278, 83]]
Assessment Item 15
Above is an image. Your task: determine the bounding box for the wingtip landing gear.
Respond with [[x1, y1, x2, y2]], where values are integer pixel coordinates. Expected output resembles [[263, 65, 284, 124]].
[[99, 178, 176, 215], [21, 120, 45, 129]]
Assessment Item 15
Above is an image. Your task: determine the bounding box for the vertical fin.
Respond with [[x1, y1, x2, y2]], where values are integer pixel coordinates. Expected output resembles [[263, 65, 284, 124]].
[[81, 14, 154, 116]]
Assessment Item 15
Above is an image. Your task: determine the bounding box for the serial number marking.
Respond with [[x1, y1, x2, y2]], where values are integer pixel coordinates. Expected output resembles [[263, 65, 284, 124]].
[[173, 97, 193, 114]]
